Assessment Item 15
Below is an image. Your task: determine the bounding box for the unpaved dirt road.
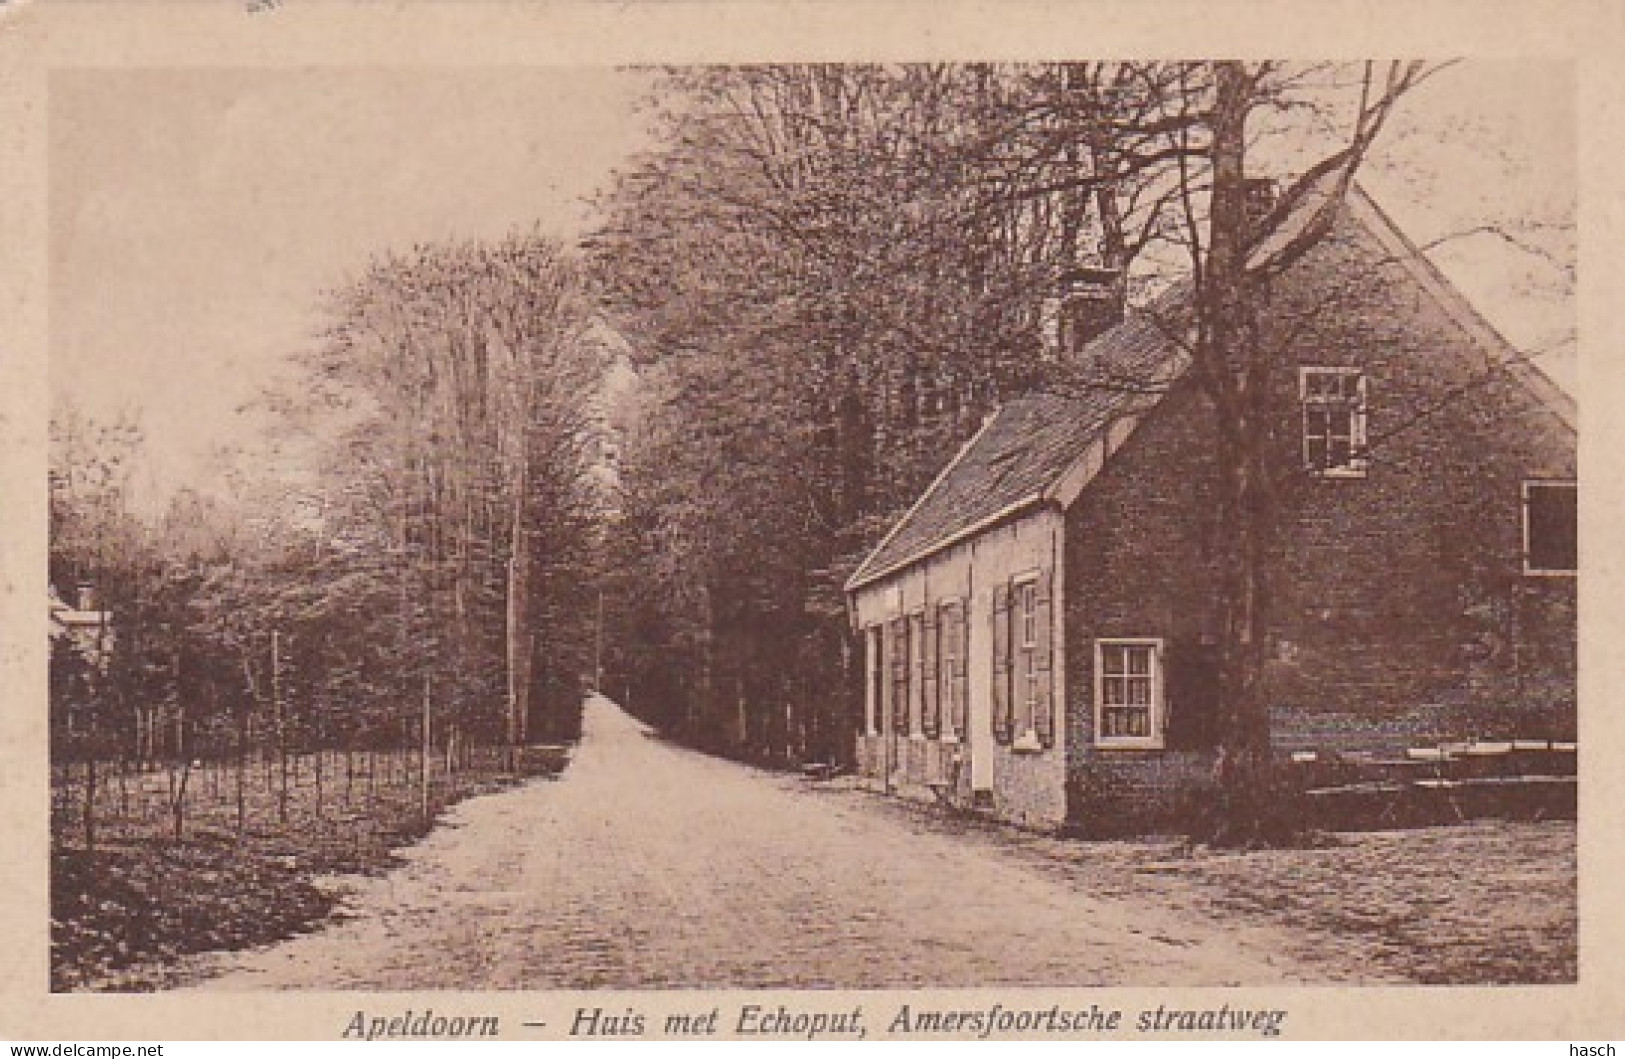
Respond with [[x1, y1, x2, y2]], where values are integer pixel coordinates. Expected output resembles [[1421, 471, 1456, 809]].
[[192, 695, 1310, 989]]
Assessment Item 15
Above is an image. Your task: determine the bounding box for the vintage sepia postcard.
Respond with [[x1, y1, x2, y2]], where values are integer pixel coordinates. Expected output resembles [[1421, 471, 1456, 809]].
[[2, 0, 1623, 1044]]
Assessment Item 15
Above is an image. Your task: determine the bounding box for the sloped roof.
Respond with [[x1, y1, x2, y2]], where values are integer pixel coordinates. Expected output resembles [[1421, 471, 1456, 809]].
[[847, 180, 1576, 594], [846, 287, 1187, 590]]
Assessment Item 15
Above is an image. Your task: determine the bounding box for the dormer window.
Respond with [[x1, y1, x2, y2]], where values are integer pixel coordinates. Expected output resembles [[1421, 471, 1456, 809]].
[[1301, 367, 1368, 477]]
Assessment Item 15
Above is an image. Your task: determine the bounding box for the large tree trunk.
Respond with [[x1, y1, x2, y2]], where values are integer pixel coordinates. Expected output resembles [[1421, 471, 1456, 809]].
[[1197, 63, 1297, 847], [506, 455, 532, 751], [82, 745, 96, 854]]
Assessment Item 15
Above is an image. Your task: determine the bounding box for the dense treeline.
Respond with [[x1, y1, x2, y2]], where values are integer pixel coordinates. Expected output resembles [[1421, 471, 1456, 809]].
[[49, 62, 1447, 848], [590, 64, 1197, 763], [590, 60, 1435, 845], [49, 232, 605, 848]]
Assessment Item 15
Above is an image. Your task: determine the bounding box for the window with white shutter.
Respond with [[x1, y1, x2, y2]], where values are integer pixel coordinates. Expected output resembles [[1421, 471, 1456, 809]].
[[890, 617, 909, 735], [996, 571, 1054, 752]]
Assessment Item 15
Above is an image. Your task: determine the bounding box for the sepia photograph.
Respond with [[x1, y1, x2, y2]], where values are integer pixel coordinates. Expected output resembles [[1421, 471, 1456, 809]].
[[43, 55, 1578, 993], [4, 0, 1621, 1043]]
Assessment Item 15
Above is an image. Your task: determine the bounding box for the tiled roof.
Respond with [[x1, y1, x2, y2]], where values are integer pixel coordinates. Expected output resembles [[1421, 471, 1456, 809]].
[[847, 286, 1188, 590], [848, 178, 1576, 593]]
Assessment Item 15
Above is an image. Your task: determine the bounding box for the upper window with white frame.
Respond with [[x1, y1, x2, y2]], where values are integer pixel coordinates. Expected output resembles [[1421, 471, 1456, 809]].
[[1096, 639, 1163, 748], [1300, 366, 1368, 477], [1523, 480, 1577, 575]]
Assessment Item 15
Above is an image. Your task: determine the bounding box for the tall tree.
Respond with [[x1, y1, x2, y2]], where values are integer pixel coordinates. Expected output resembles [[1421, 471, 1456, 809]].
[[1169, 61, 1434, 843], [285, 231, 604, 748], [593, 63, 1201, 762], [597, 62, 1446, 833]]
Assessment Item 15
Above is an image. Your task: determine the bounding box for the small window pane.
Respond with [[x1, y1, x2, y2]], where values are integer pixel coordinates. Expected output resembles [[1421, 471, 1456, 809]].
[[1102, 646, 1125, 675], [1127, 647, 1150, 675], [1104, 707, 1149, 738]]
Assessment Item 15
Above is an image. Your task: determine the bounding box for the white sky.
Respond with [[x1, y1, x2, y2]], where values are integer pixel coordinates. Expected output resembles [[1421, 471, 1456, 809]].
[[1335, 62, 1576, 390], [49, 62, 1573, 511], [50, 67, 654, 510]]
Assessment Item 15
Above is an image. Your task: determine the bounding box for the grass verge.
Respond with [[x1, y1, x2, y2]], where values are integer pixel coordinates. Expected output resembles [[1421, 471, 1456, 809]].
[[51, 748, 560, 992]]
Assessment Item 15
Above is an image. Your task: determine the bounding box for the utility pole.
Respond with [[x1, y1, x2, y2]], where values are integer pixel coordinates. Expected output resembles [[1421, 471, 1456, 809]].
[[273, 627, 287, 825], [420, 673, 432, 822], [594, 588, 604, 694]]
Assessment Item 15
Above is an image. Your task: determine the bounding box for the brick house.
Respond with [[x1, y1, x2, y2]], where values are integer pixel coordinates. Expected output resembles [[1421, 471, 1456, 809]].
[[843, 183, 1576, 832]]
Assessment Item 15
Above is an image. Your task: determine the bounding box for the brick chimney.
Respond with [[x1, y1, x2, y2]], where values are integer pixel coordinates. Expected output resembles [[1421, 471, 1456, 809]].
[[75, 583, 96, 612], [1043, 266, 1125, 359], [1244, 176, 1279, 241]]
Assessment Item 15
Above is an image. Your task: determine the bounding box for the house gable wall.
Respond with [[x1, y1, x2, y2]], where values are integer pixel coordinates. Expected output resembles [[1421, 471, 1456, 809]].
[[1062, 205, 1576, 833]]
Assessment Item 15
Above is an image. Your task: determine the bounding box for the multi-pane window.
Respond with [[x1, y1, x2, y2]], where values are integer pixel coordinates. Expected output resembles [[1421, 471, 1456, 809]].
[[1096, 639, 1162, 747], [1016, 580, 1040, 729], [1301, 367, 1368, 476], [1524, 480, 1578, 575]]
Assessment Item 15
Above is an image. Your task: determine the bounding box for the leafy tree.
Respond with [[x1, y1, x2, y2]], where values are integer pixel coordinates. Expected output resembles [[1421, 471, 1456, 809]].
[[285, 231, 605, 748], [597, 62, 1474, 844]]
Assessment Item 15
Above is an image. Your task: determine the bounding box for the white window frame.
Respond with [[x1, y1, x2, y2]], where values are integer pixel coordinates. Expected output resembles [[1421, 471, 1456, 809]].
[[1094, 638, 1165, 749], [1522, 479, 1578, 577], [937, 598, 966, 742], [1300, 366, 1368, 478], [1011, 571, 1041, 744]]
